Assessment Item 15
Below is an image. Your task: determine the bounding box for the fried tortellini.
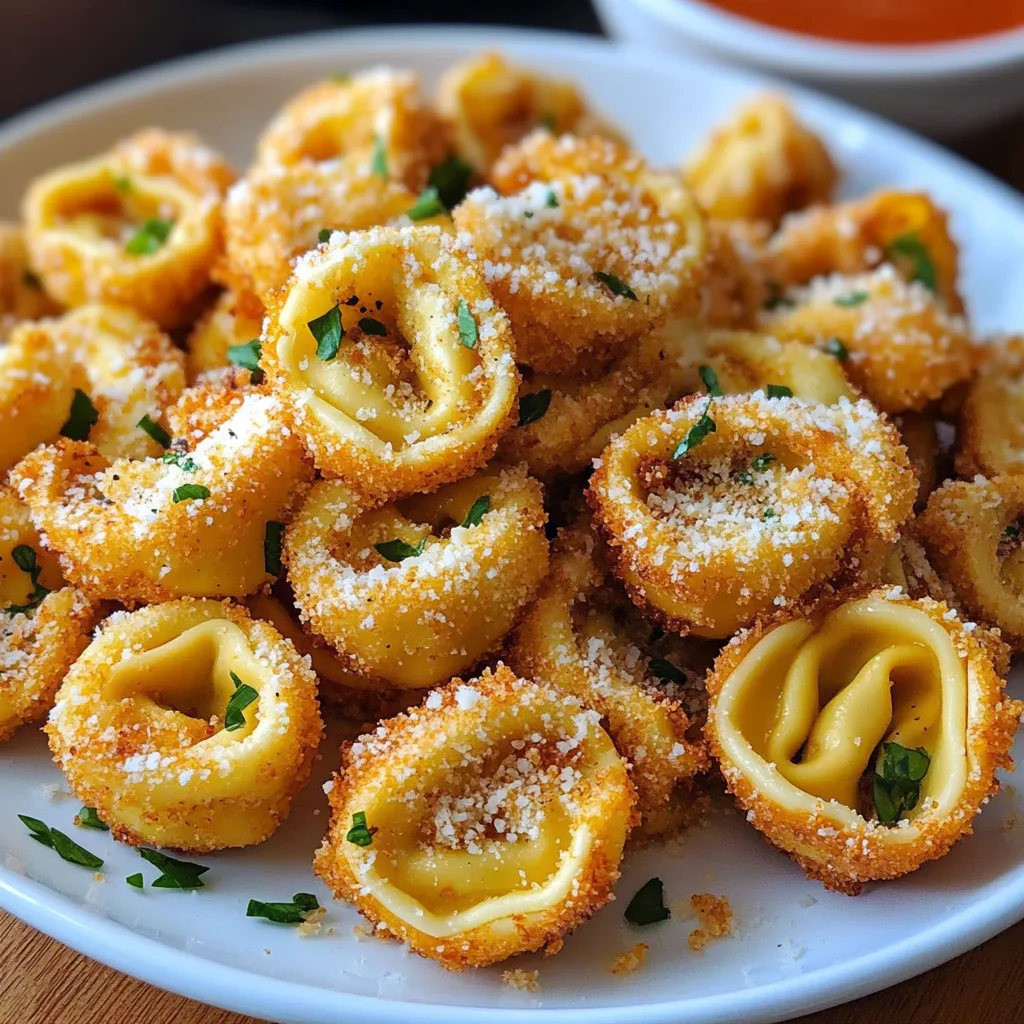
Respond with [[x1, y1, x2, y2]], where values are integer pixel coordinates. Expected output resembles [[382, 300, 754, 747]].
[[684, 94, 837, 227], [707, 592, 1021, 893], [286, 466, 549, 689], [12, 388, 313, 602], [47, 599, 323, 850], [23, 129, 235, 328], [264, 224, 518, 499], [315, 665, 636, 969], [588, 392, 916, 637]]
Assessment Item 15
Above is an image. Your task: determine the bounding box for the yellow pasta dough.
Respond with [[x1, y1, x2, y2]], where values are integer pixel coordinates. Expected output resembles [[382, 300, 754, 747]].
[[47, 599, 323, 851], [588, 392, 915, 637], [285, 466, 549, 689], [263, 224, 519, 499], [707, 592, 1020, 893], [314, 664, 636, 969]]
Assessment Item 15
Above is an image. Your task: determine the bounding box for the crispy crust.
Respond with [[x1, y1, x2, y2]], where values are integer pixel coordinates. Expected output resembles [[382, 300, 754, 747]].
[[46, 598, 323, 852], [706, 591, 1021, 893], [509, 515, 710, 841], [314, 664, 637, 969], [587, 392, 916, 637]]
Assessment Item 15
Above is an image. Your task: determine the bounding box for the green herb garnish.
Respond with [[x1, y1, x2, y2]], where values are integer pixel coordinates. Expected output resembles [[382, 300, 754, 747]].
[[873, 741, 930, 825], [126, 873, 144, 889], [346, 811, 374, 847], [762, 279, 792, 311], [428, 154, 474, 209], [370, 135, 388, 180], [75, 807, 109, 831], [6, 544, 51, 616], [461, 496, 490, 528], [672, 400, 716, 459], [648, 658, 687, 685], [834, 291, 869, 308], [624, 877, 670, 927], [594, 271, 637, 301], [138, 848, 209, 890], [125, 218, 173, 255], [137, 414, 171, 449], [172, 484, 209, 503], [752, 453, 775, 471], [887, 232, 937, 293], [18, 815, 103, 870], [763, 508, 777, 520], [225, 671, 258, 732], [309, 304, 344, 362], [824, 337, 849, 360], [698, 364, 722, 397], [456, 297, 478, 349], [247, 893, 321, 924], [407, 187, 446, 221], [518, 390, 552, 427], [60, 389, 99, 442], [545, 188, 559, 208], [226, 338, 264, 384], [539, 111, 557, 132], [318, 228, 333, 244], [1005, 524, 1021, 540], [113, 175, 132, 194], [765, 384, 793, 399], [264, 521, 285, 576], [161, 452, 198, 471], [358, 317, 387, 336], [374, 537, 427, 562]]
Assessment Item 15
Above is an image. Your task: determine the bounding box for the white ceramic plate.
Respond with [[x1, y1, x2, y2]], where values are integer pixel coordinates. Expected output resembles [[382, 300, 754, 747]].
[[3, 25, 1024, 1024]]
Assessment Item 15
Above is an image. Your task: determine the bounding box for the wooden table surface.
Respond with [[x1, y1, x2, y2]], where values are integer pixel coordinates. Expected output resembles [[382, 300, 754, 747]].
[[5, 49, 1024, 1024]]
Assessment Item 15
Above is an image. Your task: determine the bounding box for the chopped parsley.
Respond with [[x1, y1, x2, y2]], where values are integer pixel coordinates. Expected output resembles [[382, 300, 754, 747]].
[[6, 544, 50, 616], [833, 290, 869, 308], [518, 390, 552, 427], [309, 304, 344, 362], [874, 741, 930, 825], [752, 453, 775, 471], [698, 364, 723, 397], [75, 807, 109, 831], [125, 218, 173, 256], [138, 848, 209, 890], [407, 187, 446, 221], [346, 810, 374, 847], [247, 892, 320, 924], [762, 279, 793, 310], [765, 384, 793, 399], [624, 877, 670, 927], [1005, 524, 1021, 540], [545, 188, 559, 208], [370, 135, 388, 180], [539, 110, 557, 132], [264, 521, 285, 576], [137, 414, 171, 449], [672, 400, 716, 459], [21, 268, 42, 290], [456, 297, 478, 349], [18, 815, 103, 870], [126, 873, 144, 889], [358, 316, 387, 336], [318, 228, 333, 244], [763, 508, 777, 520], [226, 338, 264, 384], [171, 484, 209, 503], [60, 388, 99, 442], [428, 154, 474, 209], [161, 452, 198, 472], [461, 495, 490, 528], [113, 175, 132, 194], [374, 537, 427, 562], [594, 270, 637, 301], [225, 671, 258, 732], [887, 232, 937, 293], [648, 658, 687, 685], [824, 337, 849, 360]]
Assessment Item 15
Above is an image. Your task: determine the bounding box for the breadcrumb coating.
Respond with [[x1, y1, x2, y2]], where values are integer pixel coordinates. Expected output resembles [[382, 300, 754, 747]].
[[707, 591, 1021, 893], [314, 664, 637, 969], [47, 599, 323, 851]]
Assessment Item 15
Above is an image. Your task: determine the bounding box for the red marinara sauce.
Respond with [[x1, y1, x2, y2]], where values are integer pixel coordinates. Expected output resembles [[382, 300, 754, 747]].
[[699, 0, 1024, 45]]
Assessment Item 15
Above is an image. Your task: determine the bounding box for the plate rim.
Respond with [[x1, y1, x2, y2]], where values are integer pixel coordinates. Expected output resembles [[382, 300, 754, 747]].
[[3, 22, 1024, 1024]]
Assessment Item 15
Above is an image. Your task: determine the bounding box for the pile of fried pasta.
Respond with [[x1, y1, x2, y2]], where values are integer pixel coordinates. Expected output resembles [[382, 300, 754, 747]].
[[3, 51, 1024, 972]]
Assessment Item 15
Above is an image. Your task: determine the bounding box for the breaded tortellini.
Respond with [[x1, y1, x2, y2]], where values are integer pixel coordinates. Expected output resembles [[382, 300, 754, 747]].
[[917, 474, 1024, 647], [707, 592, 1021, 893], [0, 487, 98, 742], [588, 392, 916, 637], [23, 129, 235, 328], [264, 224, 518, 499], [255, 68, 447, 189], [453, 132, 708, 375], [684, 94, 837, 227], [511, 516, 710, 840], [437, 51, 623, 173], [186, 290, 265, 382], [12, 388, 313, 602], [285, 466, 549, 689], [955, 335, 1024, 478], [47, 599, 323, 851], [315, 664, 636, 969], [0, 223, 61, 339], [761, 264, 974, 413]]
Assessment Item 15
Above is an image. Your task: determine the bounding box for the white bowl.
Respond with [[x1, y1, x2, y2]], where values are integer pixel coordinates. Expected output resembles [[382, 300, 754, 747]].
[[593, 0, 1024, 135]]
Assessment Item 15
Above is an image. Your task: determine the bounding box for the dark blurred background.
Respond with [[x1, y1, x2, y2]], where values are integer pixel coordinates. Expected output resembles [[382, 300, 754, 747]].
[[0, 0, 599, 123]]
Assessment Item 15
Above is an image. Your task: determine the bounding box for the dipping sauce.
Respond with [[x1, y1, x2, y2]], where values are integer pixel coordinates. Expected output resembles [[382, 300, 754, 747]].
[[699, 0, 1024, 45]]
